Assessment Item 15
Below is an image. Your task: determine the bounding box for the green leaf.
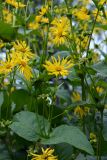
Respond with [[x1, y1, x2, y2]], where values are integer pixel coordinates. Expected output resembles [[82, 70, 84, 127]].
[[11, 89, 32, 111], [42, 125, 94, 155], [93, 62, 107, 77], [54, 143, 73, 160], [0, 21, 16, 41], [56, 87, 71, 102], [9, 111, 50, 141]]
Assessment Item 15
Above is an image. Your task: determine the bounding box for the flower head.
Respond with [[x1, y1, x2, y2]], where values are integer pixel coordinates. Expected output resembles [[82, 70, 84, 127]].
[[96, 86, 104, 94], [29, 147, 58, 160], [12, 52, 33, 80], [6, 0, 26, 8], [72, 92, 81, 102], [50, 16, 71, 46], [98, 0, 106, 5], [72, 7, 90, 20], [0, 58, 15, 75], [90, 133, 97, 143], [43, 56, 73, 77], [74, 106, 89, 118], [3, 9, 13, 24], [39, 5, 48, 16], [12, 40, 34, 59]]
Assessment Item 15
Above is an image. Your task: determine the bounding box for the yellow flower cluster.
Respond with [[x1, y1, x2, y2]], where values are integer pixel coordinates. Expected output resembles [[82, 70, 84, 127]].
[[3, 9, 13, 24], [49, 16, 71, 46], [74, 106, 90, 118], [6, 0, 26, 8], [0, 41, 35, 80], [98, 0, 106, 5], [72, 92, 81, 102], [96, 86, 104, 94], [29, 148, 58, 160], [90, 133, 97, 143], [43, 55, 73, 77], [72, 7, 90, 21], [28, 5, 49, 30]]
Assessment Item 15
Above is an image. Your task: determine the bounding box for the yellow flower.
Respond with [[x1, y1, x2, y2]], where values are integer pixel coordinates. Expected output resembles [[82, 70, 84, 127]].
[[72, 7, 90, 20], [43, 56, 73, 77], [98, 0, 106, 5], [28, 22, 39, 30], [35, 15, 42, 23], [0, 58, 15, 75], [0, 39, 5, 49], [18, 59, 33, 80], [39, 5, 48, 16], [12, 52, 33, 80], [90, 133, 97, 143], [96, 86, 104, 94], [91, 53, 100, 63], [29, 148, 58, 160], [6, 0, 26, 8], [74, 106, 89, 118], [12, 40, 34, 59], [50, 16, 71, 46], [3, 9, 13, 24], [72, 92, 81, 102], [41, 17, 49, 23], [54, 6, 68, 14]]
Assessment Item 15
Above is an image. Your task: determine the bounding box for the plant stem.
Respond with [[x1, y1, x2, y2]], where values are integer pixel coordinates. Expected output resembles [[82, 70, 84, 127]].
[[86, 8, 100, 57]]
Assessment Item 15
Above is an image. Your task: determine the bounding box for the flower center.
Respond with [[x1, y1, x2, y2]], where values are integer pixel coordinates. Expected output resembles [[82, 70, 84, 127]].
[[20, 47, 26, 53], [6, 64, 12, 69], [57, 29, 63, 37], [21, 60, 26, 67], [55, 66, 62, 72]]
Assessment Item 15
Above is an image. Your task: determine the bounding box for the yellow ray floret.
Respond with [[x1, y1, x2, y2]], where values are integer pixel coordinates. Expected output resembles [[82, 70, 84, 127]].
[[6, 0, 26, 8], [72, 92, 81, 102], [3, 9, 13, 24], [16, 55, 33, 80], [29, 147, 58, 160], [43, 56, 73, 77], [12, 40, 34, 59], [50, 16, 71, 46], [72, 7, 90, 20], [74, 106, 90, 119], [0, 58, 16, 75], [0, 39, 5, 49]]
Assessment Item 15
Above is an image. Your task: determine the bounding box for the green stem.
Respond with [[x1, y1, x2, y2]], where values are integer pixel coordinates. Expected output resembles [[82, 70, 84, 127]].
[[12, 8, 18, 27], [64, 0, 78, 53], [86, 8, 100, 57], [80, 74, 86, 101]]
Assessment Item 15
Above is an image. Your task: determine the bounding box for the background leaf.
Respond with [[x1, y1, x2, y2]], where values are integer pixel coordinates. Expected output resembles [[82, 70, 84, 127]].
[[9, 111, 50, 141], [42, 125, 94, 155]]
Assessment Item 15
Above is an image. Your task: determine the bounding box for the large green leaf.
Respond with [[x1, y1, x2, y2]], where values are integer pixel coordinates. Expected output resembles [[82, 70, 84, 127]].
[[42, 125, 94, 155], [54, 143, 73, 160], [9, 111, 50, 141], [56, 87, 71, 102], [0, 21, 16, 41], [11, 89, 32, 111], [93, 62, 107, 77]]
